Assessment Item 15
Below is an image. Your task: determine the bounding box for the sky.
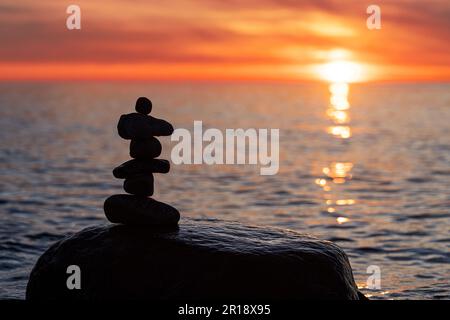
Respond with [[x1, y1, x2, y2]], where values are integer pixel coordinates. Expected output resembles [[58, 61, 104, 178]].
[[1, 0, 449, 82]]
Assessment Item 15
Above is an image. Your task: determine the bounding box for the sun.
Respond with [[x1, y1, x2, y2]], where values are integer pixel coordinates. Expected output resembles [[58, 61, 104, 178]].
[[316, 60, 364, 83]]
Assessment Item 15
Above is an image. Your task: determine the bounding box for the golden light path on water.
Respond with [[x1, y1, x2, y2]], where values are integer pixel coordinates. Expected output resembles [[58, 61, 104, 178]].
[[327, 82, 351, 139], [313, 56, 391, 291], [313, 56, 390, 291], [314, 90, 355, 223], [315, 77, 355, 226]]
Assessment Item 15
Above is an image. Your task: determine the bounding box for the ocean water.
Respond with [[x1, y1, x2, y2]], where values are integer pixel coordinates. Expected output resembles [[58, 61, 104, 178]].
[[0, 82, 449, 300]]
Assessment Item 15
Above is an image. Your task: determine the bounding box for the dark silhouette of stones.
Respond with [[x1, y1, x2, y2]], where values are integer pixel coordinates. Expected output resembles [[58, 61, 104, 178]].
[[104, 194, 180, 225], [135, 97, 152, 115], [113, 159, 170, 178], [123, 175, 154, 196], [117, 113, 174, 139], [26, 217, 367, 300], [130, 138, 162, 159], [110, 99, 178, 227]]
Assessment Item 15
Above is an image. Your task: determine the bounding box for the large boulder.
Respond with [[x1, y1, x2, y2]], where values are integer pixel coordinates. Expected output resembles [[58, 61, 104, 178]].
[[26, 217, 366, 300]]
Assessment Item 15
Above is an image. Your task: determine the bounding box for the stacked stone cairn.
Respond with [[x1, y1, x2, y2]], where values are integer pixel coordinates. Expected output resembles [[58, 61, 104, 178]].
[[104, 97, 180, 226]]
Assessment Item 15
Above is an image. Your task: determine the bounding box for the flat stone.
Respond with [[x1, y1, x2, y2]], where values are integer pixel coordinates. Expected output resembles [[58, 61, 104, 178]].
[[135, 97, 152, 115], [130, 138, 162, 159], [103, 194, 180, 225], [117, 113, 174, 139], [123, 175, 154, 196], [26, 217, 367, 300], [113, 159, 170, 178]]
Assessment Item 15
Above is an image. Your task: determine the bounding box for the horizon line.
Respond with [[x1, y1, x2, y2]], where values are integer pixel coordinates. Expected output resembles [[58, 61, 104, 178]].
[[1, 78, 449, 85]]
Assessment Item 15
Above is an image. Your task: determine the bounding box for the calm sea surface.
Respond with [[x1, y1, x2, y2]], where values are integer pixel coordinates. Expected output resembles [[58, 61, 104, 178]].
[[0, 82, 449, 299]]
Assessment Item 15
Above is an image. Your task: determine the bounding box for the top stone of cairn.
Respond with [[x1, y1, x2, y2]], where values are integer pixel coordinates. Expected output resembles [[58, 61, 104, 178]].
[[135, 97, 152, 115]]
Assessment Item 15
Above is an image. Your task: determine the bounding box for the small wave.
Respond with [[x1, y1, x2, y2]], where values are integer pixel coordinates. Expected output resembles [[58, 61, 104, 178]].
[[415, 274, 435, 279], [354, 247, 385, 253], [431, 170, 450, 176], [274, 190, 290, 196], [387, 255, 412, 261], [325, 224, 358, 230], [401, 212, 450, 220], [349, 187, 402, 193], [0, 241, 39, 253], [233, 188, 255, 194], [251, 201, 281, 207], [286, 200, 318, 206], [401, 230, 430, 236], [75, 182, 110, 188], [25, 232, 64, 241], [12, 200, 46, 206], [433, 238, 450, 243], [406, 177, 432, 183], [7, 208, 33, 215], [327, 237, 355, 243], [424, 256, 449, 264]]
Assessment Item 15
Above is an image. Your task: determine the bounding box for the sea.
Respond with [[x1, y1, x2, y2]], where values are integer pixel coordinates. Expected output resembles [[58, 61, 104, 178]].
[[0, 81, 449, 299]]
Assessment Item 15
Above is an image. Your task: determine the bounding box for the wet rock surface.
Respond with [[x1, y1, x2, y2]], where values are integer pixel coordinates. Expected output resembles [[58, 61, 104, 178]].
[[26, 217, 366, 300]]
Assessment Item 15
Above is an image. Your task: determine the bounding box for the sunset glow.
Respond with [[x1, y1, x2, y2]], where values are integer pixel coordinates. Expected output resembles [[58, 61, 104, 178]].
[[0, 0, 449, 81], [316, 60, 365, 83]]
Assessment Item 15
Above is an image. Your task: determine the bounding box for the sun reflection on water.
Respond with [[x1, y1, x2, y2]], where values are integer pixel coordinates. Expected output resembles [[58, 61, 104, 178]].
[[323, 162, 353, 180], [315, 79, 356, 225], [327, 82, 351, 139], [327, 125, 351, 139], [336, 217, 350, 224]]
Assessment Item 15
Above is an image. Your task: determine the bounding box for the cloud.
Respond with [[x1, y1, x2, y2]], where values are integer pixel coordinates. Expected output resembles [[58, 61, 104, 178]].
[[0, 0, 449, 80]]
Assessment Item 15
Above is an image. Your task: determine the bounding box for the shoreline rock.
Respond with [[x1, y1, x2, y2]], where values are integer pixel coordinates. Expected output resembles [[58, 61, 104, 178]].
[[26, 217, 367, 300]]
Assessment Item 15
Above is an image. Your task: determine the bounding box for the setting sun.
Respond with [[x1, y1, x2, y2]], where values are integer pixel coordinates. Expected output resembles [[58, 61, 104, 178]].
[[316, 60, 365, 83]]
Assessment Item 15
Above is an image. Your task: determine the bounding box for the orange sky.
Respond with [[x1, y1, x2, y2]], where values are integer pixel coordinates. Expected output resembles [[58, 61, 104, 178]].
[[1, 0, 449, 82]]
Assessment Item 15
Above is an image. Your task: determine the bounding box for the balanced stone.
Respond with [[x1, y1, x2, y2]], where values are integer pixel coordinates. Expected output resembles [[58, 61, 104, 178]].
[[135, 97, 152, 115], [106, 97, 180, 227], [118, 113, 174, 139], [113, 159, 170, 178], [123, 174, 154, 196], [130, 138, 162, 159], [104, 194, 180, 225]]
